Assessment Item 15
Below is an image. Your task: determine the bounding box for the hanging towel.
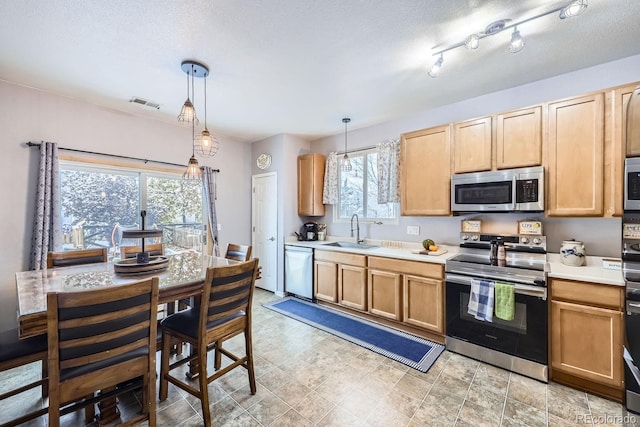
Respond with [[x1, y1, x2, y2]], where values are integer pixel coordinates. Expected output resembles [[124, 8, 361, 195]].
[[494, 282, 515, 321], [468, 279, 494, 322]]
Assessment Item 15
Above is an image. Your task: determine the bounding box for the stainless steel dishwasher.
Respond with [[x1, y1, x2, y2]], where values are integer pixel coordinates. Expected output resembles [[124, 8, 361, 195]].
[[284, 245, 313, 299]]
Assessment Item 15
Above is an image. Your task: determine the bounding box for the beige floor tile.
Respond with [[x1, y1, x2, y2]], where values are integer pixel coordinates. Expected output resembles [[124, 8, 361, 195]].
[[506, 374, 547, 410], [293, 390, 336, 422], [432, 371, 472, 398], [229, 383, 269, 409], [246, 391, 291, 426], [337, 386, 382, 420], [317, 405, 364, 427], [269, 408, 314, 427], [457, 399, 502, 427], [392, 371, 433, 400], [272, 378, 313, 407], [411, 391, 463, 426], [156, 398, 200, 426], [471, 363, 510, 398], [502, 398, 547, 427], [465, 385, 506, 415]]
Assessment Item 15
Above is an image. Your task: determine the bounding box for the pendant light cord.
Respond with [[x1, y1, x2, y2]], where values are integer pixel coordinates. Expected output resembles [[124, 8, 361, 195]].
[[191, 65, 196, 157]]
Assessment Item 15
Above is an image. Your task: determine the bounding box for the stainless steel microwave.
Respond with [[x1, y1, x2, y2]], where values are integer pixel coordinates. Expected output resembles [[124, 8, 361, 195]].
[[625, 157, 640, 211], [451, 166, 544, 213]]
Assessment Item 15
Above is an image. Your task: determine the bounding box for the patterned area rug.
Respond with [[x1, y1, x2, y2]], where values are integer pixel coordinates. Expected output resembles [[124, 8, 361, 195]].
[[263, 297, 444, 372]]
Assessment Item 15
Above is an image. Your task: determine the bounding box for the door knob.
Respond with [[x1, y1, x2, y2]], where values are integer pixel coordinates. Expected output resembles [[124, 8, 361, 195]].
[[268, 237, 275, 241]]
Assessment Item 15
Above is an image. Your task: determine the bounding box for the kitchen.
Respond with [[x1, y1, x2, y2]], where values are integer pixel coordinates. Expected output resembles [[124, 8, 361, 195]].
[[2, 1, 640, 425]]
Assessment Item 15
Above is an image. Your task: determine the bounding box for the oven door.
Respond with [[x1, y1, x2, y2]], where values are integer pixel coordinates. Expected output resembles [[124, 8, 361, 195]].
[[445, 274, 548, 365]]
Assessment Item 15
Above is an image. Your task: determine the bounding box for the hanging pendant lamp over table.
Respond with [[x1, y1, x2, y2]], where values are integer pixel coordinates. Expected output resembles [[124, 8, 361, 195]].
[[341, 117, 352, 172]]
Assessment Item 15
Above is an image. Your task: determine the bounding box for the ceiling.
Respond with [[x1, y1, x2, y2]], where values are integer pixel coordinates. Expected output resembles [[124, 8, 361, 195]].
[[1, 0, 639, 143]]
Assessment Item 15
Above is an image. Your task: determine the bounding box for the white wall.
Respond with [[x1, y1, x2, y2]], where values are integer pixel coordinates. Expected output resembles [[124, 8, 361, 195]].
[[310, 54, 640, 257], [0, 80, 251, 331]]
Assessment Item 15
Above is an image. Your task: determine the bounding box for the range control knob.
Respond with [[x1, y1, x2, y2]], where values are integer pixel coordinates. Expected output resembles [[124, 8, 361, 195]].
[[533, 238, 542, 245], [471, 235, 479, 241], [462, 234, 469, 241], [521, 237, 530, 244]]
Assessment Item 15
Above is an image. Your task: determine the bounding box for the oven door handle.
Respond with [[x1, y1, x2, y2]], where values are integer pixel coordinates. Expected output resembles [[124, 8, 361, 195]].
[[446, 274, 547, 299]]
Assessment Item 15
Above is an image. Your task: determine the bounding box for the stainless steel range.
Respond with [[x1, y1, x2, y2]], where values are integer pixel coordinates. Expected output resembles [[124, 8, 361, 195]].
[[445, 232, 548, 382], [622, 212, 640, 413]]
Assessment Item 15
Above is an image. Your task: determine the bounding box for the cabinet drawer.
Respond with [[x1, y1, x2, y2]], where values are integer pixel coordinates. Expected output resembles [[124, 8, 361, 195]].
[[551, 279, 623, 310], [315, 250, 366, 266], [368, 256, 443, 279]]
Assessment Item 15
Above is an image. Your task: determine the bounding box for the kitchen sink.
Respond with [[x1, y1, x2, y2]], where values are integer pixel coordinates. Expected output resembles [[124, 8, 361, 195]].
[[323, 241, 379, 250]]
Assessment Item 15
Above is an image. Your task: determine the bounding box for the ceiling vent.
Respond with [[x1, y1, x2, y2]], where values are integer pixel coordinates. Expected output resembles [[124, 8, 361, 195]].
[[129, 97, 160, 110]]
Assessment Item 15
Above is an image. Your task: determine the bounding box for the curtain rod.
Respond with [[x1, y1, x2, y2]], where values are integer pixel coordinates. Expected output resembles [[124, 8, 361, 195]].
[[336, 145, 377, 156], [25, 141, 220, 173]]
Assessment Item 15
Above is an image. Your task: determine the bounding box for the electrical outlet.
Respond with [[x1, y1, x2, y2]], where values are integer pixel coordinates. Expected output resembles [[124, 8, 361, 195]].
[[217, 223, 222, 231], [406, 226, 420, 235]]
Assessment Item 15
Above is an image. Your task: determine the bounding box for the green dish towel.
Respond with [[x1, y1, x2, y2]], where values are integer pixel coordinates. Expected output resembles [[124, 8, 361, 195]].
[[494, 282, 515, 321]]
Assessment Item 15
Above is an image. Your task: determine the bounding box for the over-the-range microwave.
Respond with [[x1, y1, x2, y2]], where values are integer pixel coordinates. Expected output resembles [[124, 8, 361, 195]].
[[451, 166, 544, 213], [626, 157, 640, 211]]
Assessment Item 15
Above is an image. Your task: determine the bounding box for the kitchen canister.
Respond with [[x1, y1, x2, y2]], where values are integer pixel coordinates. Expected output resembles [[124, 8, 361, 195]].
[[560, 240, 586, 266]]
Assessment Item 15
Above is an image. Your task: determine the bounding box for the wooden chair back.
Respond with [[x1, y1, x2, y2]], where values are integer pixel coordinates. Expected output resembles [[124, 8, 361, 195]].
[[120, 243, 165, 260], [46, 277, 159, 427], [224, 243, 252, 262], [47, 248, 108, 269]]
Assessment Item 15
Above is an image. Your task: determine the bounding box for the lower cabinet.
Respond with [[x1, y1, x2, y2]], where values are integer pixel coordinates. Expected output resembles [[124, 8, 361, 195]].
[[550, 278, 624, 400], [368, 269, 402, 320], [314, 250, 367, 310], [314, 259, 338, 302], [403, 275, 443, 333], [339, 263, 367, 310]]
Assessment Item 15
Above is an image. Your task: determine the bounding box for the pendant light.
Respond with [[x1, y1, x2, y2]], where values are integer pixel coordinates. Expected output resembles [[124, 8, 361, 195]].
[[194, 74, 219, 157], [341, 117, 352, 172], [179, 61, 207, 181], [177, 62, 199, 125]]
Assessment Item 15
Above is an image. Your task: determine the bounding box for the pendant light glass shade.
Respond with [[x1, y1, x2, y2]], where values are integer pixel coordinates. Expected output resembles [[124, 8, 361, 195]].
[[183, 155, 202, 180], [194, 128, 220, 157], [509, 27, 525, 53], [341, 117, 352, 172]]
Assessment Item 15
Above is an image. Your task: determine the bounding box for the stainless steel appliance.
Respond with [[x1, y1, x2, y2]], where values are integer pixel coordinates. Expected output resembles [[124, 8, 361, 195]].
[[445, 232, 548, 382], [625, 158, 640, 211], [284, 245, 313, 299], [451, 166, 544, 213], [622, 213, 640, 413]]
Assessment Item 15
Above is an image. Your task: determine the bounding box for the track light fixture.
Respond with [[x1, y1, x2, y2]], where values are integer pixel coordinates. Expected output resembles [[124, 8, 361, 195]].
[[427, 0, 587, 78]]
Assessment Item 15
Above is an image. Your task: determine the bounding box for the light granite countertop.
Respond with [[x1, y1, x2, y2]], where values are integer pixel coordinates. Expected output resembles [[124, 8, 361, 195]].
[[285, 236, 625, 286]]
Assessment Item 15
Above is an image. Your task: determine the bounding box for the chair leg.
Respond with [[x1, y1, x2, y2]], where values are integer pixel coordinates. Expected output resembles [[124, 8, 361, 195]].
[[198, 344, 212, 427], [245, 330, 257, 394], [214, 339, 222, 370], [84, 393, 96, 424], [159, 330, 172, 401], [148, 371, 157, 427], [48, 394, 61, 427]]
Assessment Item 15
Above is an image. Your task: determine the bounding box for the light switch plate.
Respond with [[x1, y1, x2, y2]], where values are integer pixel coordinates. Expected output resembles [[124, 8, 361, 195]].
[[406, 226, 420, 235]]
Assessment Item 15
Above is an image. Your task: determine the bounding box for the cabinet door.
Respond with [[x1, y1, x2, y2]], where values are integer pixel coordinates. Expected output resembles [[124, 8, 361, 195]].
[[626, 85, 640, 156], [496, 106, 542, 169], [453, 116, 492, 173], [400, 125, 451, 215], [338, 265, 367, 311], [297, 153, 326, 216], [368, 269, 402, 320], [547, 94, 604, 216], [314, 260, 337, 302], [551, 300, 623, 388], [403, 275, 443, 333]]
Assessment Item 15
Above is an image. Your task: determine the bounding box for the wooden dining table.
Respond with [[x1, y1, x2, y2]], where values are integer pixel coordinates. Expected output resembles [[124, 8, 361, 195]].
[[15, 251, 238, 425]]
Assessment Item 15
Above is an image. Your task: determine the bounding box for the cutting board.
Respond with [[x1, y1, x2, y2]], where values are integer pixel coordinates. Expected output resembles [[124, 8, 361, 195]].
[[411, 248, 448, 256]]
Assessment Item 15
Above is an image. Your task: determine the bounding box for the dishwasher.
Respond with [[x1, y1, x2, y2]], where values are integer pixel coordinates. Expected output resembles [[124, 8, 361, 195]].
[[284, 245, 313, 299]]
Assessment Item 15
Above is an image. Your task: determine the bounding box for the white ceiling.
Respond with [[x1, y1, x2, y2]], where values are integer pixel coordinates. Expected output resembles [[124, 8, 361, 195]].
[[1, 0, 639, 143]]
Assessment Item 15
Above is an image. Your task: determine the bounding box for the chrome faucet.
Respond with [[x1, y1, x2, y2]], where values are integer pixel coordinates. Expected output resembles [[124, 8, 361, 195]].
[[350, 214, 364, 244]]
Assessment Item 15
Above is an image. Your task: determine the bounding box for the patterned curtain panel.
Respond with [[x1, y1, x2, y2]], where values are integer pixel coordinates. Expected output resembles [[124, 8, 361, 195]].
[[202, 166, 220, 257], [322, 152, 338, 205], [31, 141, 61, 270], [377, 139, 401, 203]]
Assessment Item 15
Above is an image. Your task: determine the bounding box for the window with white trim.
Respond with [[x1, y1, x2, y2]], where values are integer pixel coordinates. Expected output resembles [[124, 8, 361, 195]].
[[336, 149, 397, 221], [59, 161, 205, 259]]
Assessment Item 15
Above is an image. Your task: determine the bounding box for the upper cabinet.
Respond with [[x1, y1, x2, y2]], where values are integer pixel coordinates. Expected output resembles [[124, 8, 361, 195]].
[[400, 125, 451, 216], [297, 153, 325, 216], [495, 106, 542, 169], [453, 117, 492, 173], [625, 85, 640, 157], [452, 107, 542, 174], [546, 93, 604, 216]]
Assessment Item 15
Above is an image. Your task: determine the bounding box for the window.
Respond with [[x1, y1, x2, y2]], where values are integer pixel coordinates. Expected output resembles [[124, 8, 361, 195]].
[[59, 161, 205, 259], [337, 149, 397, 221]]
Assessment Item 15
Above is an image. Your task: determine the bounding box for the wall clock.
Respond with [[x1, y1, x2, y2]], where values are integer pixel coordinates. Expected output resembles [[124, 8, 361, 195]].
[[257, 153, 272, 169]]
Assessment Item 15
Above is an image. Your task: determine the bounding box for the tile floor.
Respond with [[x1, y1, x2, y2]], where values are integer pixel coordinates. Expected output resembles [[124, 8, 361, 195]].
[[1, 288, 639, 427]]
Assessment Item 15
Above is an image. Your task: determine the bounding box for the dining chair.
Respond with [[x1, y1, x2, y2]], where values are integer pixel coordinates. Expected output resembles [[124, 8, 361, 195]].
[[47, 277, 159, 427], [159, 259, 259, 427], [0, 328, 48, 427], [120, 243, 165, 260], [224, 243, 252, 261], [46, 247, 108, 268]]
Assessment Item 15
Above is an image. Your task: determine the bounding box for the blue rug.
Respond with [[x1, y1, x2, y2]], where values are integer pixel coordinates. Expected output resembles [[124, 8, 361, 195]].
[[263, 297, 444, 372]]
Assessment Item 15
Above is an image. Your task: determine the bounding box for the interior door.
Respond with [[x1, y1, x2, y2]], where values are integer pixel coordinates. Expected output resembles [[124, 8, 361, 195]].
[[252, 172, 277, 292]]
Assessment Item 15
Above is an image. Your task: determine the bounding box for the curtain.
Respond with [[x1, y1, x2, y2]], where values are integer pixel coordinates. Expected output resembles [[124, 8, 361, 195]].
[[322, 152, 338, 205], [31, 141, 61, 270], [377, 139, 401, 203], [202, 166, 220, 257]]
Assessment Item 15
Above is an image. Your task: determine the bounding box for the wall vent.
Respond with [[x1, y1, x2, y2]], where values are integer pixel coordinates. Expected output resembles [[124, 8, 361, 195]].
[[129, 97, 160, 110]]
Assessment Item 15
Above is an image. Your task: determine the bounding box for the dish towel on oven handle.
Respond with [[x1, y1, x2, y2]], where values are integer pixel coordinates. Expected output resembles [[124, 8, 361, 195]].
[[494, 282, 515, 321], [468, 279, 494, 322]]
